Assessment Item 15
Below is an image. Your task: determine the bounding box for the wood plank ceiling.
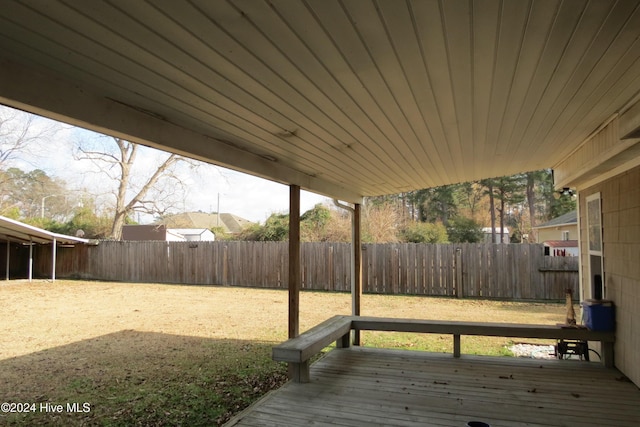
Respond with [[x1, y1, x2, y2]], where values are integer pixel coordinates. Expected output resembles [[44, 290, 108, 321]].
[[1, 0, 640, 203]]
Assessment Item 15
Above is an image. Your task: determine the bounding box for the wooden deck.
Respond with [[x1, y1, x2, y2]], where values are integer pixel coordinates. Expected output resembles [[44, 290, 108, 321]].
[[227, 347, 640, 426]]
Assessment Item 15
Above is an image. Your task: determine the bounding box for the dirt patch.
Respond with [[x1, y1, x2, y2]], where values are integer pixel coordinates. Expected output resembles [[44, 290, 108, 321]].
[[0, 280, 567, 425]]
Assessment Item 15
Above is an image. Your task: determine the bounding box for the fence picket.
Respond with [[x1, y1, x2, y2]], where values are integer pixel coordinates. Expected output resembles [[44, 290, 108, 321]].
[[22, 241, 579, 300]]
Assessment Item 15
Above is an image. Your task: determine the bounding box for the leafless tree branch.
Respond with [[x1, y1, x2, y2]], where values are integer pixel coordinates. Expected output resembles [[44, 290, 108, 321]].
[[74, 136, 198, 239], [0, 106, 61, 168]]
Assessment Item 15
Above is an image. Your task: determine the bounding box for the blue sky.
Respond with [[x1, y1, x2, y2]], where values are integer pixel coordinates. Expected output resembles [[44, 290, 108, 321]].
[[4, 106, 328, 224]]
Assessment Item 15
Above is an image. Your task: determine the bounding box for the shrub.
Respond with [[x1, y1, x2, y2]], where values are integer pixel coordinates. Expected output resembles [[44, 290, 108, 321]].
[[446, 216, 484, 243], [400, 221, 448, 243]]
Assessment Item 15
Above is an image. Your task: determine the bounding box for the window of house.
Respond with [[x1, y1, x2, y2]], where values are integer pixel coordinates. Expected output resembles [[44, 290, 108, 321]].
[[586, 193, 604, 299]]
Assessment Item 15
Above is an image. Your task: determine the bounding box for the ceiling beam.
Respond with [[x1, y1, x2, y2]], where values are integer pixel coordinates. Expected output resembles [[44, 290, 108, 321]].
[[0, 58, 363, 204]]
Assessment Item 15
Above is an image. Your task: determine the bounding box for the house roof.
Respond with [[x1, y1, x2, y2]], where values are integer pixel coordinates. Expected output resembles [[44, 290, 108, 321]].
[[169, 228, 212, 237], [156, 212, 253, 234], [1, 2, 640, 201], [544, 240, 579, 248], [0, 215, 89, 245], [534, 211, 578, 229]]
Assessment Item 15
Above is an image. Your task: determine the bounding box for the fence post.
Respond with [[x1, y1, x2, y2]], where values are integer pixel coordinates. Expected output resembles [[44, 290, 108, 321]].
[[223, 244, 228, 285], [455, 247, 463, 298]]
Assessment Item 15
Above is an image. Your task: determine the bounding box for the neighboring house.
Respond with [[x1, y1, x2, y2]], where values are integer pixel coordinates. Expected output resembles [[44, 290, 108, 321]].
[[121, 224, 214, 242], [481, 227, 510, 243], [533, 210, 578, 242], [155, 212, 253, 235], [169, 228, 215, 242], [543, 240, 579, 257], [534, 211, 578, 256]]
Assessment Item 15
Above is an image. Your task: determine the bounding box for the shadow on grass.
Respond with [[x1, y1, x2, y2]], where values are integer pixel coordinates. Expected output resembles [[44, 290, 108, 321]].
[[0, 331, 287, 426]]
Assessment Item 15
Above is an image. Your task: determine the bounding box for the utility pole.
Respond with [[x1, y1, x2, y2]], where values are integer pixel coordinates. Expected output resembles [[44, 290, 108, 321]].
[[217, 192, 220, 227], [41, 194, 58, 218]]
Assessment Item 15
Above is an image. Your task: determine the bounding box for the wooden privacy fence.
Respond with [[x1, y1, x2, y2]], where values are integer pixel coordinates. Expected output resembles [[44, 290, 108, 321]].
[[31, 241, 578, 300]]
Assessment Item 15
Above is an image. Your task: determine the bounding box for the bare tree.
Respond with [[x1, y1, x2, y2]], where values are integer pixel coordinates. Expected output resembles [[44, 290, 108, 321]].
[[363, 201, 400, 243], [0, 106, 60, 170], [0, 106, 68, 219], [75, 136, 197, 239]]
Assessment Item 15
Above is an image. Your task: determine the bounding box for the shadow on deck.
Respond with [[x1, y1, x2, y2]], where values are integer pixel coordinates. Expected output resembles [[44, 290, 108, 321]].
[[226, 347, 640, 427]]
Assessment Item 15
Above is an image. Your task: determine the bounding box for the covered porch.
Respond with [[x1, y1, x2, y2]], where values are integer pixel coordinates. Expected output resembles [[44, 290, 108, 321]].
[[1, 1, 639, 423], [228, 346, 640, 427]]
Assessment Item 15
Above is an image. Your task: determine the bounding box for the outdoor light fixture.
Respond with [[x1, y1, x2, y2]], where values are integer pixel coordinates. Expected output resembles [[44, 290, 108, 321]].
[[554, 187, 575, 199]]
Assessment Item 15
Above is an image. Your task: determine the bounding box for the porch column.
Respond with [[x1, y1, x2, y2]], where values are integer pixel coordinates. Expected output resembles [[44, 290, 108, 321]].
[[51, 238, 57, 282], [353, 203, 362, 345], [5, 239, 9, 280], [288, 185, 301, 339], [28, 237, 33, 282]]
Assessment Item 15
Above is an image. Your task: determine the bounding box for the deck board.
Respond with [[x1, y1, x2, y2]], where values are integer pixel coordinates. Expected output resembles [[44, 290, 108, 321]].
[[226, 347, 640, 426]]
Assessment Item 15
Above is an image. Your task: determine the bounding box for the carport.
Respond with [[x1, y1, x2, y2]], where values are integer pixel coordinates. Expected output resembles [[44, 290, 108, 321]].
[[0, 216, 88, 281]]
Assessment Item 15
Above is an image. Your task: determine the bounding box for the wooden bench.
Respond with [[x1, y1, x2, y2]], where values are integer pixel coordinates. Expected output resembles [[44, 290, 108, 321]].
[[352, 316, 615, 366], [273, 315, 616, 383], [272, 315, 352, 383]]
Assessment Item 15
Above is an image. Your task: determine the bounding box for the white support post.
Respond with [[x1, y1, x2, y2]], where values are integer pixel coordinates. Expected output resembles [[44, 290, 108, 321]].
[[332, 199, 363, 346], [51, 237, 57, 282], [5, 239, 9, 280], [28, 237, 33, 282]]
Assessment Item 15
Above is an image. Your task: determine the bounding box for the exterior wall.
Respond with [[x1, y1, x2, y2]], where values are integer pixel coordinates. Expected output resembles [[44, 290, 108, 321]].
[[537, 225, 578, 242], [545, 246, 578, 257], [165, 231, 186, 242], [169, 229, 216, 241], [579, 165, 640, 386], [122, 224, 168, 241]]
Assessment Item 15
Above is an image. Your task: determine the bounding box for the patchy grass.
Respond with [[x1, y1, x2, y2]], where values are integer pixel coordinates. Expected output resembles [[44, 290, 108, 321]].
[[0, 280, 569, 426], [1, 336, 287, 426]]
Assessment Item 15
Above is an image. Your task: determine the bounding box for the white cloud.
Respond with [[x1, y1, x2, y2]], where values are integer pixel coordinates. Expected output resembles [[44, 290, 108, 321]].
[[181, 167, 329, 223], [3, 106, 329, 224]]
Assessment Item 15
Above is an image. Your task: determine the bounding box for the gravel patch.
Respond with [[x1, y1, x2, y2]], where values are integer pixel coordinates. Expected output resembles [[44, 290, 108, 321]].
[[509, 343, 556, 359]]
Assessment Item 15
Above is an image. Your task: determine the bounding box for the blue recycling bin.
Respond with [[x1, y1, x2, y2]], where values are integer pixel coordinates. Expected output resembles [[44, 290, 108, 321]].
[[582, 300, 615, 331]]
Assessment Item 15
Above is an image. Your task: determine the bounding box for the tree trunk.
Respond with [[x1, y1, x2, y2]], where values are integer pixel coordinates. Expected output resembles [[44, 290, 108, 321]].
[[526, 173, 537, 242], [110, 139, 135, 239], [111, 211, 126, 240], [487, 183, 496, 243]]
